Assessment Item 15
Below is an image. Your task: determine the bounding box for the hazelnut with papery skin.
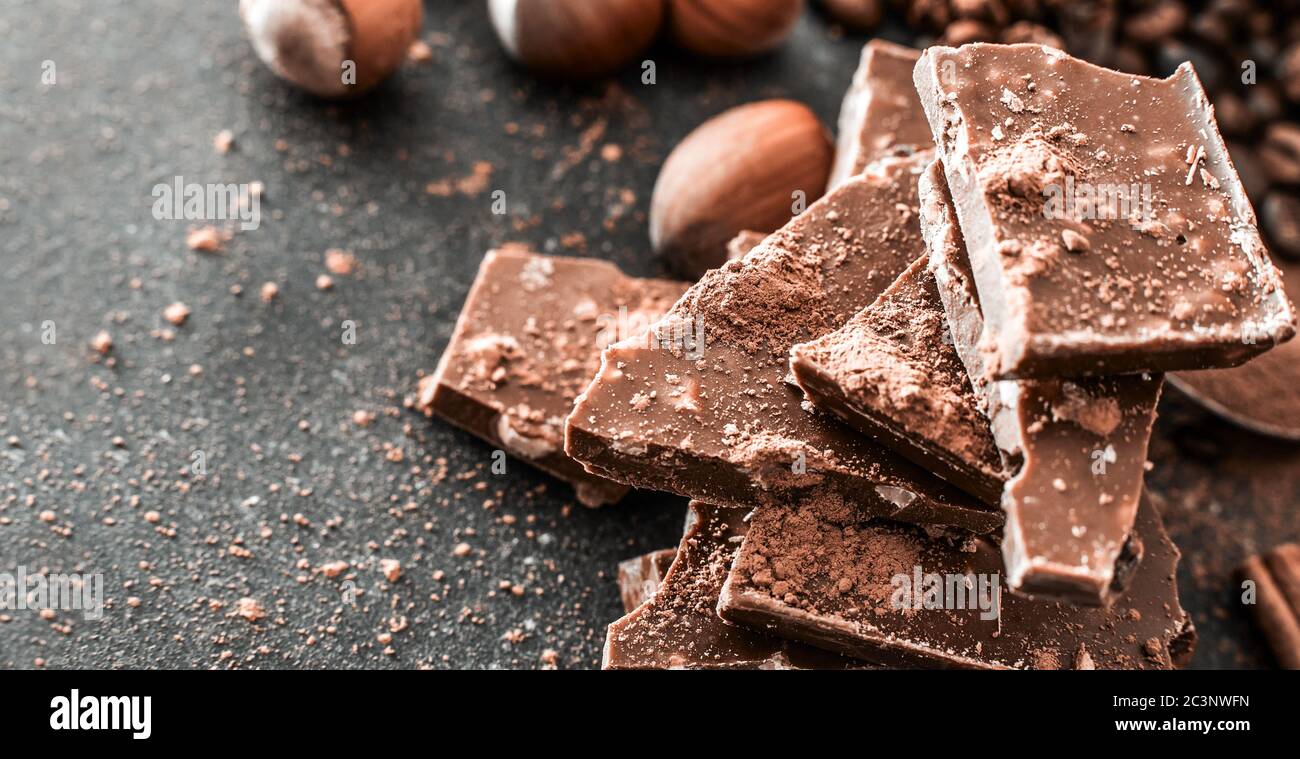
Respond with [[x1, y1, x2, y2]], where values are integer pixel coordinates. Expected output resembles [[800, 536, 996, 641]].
[[239, 0, 422, 97], [667, 0, 804, 58], [489, 0, 664, 79]]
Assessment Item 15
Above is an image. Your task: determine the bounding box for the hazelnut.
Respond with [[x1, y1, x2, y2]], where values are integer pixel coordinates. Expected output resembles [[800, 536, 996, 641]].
[[489, 0, 664, 79], [650, 99, 832, 279], [667, 0, 804, 58], [239, 0, 423, 97]]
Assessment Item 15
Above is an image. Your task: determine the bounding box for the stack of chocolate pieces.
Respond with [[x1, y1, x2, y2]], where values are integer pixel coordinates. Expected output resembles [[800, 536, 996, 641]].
[[423, 40, 1296, 669]]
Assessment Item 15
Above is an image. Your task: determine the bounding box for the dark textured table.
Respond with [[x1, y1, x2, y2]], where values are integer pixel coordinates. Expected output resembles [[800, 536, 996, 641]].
[[1, 0, 1294, 669]]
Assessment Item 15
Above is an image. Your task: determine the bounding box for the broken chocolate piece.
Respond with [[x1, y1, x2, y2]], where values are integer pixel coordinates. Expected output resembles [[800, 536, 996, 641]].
[[1237, 543, 1300, 669], [617, 548, 677, 613], [718, 492, 1196, 669], [829, 39, 933, 189], [604, 502, 860, 669], [566, 158, 1003, 534], [790, 256, 1005, 504], [419, 246, 688, 507], [914, 43, 1295, 378], [921, 161, 1162, 605]]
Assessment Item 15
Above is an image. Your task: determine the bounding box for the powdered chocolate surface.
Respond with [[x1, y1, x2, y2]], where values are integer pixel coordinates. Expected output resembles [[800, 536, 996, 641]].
[[790, 256, 1004, 503], [915, 43, 1294, 378], [921, 161, 1164, 605], [420, 247, 688, 507], [566, 158, 1002, 533], [718, 492, 1196, 669], [603, 502, 859, 669]]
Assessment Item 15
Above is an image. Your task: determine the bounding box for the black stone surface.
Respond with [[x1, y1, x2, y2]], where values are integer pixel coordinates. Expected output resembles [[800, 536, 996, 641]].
[[0, 0, 1294, 669]]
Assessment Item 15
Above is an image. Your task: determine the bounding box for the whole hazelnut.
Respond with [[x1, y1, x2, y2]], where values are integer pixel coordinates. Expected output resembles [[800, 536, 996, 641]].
[[667, 0, 804, 58], [489, 0, 664, 79], [239, 0, 423, 97], [650, 99, 832, 279]]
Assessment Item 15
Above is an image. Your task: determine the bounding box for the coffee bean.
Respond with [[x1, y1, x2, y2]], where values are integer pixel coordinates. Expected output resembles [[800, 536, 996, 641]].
[[1002, 21, 1065, 51], [1124, 0, 1187, 46], [1191, 10, 1234, 49], [1260, 122, 1300, 185], [1111, 44, 1150, 75], [942, 18, 996, 45], [1280, 44, 1300, 102], [904, 0, 951, 32], [1214, 91, 1257, 137], [1247, 81, 1285, 124], [1262, 191, 1300, 261]]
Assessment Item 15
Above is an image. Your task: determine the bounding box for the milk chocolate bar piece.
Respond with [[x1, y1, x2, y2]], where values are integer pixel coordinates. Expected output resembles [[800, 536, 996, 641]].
[[828, 40, 933, 190], [914, 43, 1295, 379], [617, 548, 676, 613], [921, 161, 1161, 605], [718, 492, 1196, 669], [790, 256, 1005, 504], [566, 158, 1002, 534], [418, 246, 688, 507], [604, 502, 860, 669], [1237, 543, 1300, 669]]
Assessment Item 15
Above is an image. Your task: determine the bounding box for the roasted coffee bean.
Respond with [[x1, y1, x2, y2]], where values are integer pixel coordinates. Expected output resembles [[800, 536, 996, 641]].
[[1280, 44, 1300, 102], [903, 0, 951, 32], [1215, 91, 1257, 138], [1260, 123, 1300, 185], [1191, 10, 1234, 49], [1124, 0, 1187, 46], [942, 18, 996, 45], [1262, 191, 1300, 261], [1111, 43, 1150, 75], [1246, 81, 1285, 124], [1207, 0, 1252, 24], [1002, 20, 1065, 50]]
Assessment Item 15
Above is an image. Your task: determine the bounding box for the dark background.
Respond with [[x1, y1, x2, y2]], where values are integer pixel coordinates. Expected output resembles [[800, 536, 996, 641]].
[[0, 0, 1294, 669]]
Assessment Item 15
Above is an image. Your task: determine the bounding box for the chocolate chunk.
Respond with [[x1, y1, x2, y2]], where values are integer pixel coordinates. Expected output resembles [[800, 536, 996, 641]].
[[419, 246, 688, 507], [790, 256, 1006, 504], [604, 503, 862, 669], [829, 40, 933, 190], [914, 43, 1295, 379], [1237, 544, 1300, 669], [565, 158, 1003, 534], [617, 548, 677, 613], [717, 492, 1196, 669], [921, 162, 1163, 605]]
